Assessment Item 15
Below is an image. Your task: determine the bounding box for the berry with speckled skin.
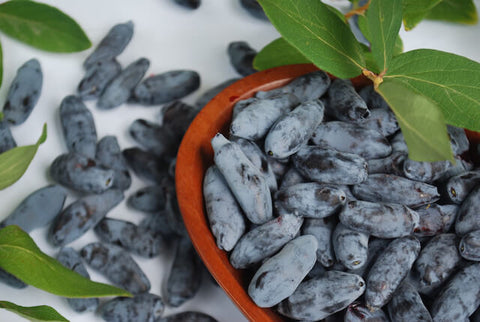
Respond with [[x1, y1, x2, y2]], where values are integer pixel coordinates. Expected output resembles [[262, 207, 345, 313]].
[[326, 78, 370, 122], [415, 234, 461, 294], [229, 93, 299, 141], [96, 136, 132, 191], [248, 235, 317, 307], [302, 216, 337, 268], [413, 204, 458, 237], [95, 218, 164, 258], [455, 186, 480, 236], [165, 236, 202, 307], [0, 185, 66, 232], [84, 21, 134, 69], [277, 270, 365, 320], [228, 41, 257, 77], [387, 281, 432, 322], [232, 137, 278, 191], [229, 213, 303, 269], [212, 133, 272, 224], [99, 293, 164, 322], [351, 173, 439, 208], [311, 121, 391, 159], [292, 146, 368, 185], [133, 70, 200, 105], [50, 152, 114, 194], [275, 182, 346, 219], [256, 70, 331, 102], [365, 236, 420, 311], [339, 200, 419, 238], [49, 189, 124, 246], [3, 59, 42, 125], [333, 223, 369, 270], [459, 230, 480, 261], [444, 170, 480, 204], [97, 58, 149, 109], [81, 242, 150, 294], [431, 263, 480, 321], [122, 147, 170, 184], [78, 60, 121, 100], [203, 166, 246, 252], [265, 99, 324, 159], [344, 302, 389, 322], [59, 95, 97, 158]]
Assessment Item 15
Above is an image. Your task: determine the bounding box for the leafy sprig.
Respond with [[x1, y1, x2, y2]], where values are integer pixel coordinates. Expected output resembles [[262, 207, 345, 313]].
[[255, 0, 480, 162]]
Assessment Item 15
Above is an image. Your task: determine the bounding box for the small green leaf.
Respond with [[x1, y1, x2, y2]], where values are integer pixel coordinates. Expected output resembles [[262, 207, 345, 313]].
[[253, 37, 311, 70], [366, 0, 403, 71], [0, 123, 46, 190], [426, 0, 478, 24], [377, 78, 453, 162], [385, 49, 480, 132], [0, 225, 131, 298], [0, 0, 91, 52], [402, 0, 442, 30], [257, 0, 365, 78], [0, 301, 68, 322]]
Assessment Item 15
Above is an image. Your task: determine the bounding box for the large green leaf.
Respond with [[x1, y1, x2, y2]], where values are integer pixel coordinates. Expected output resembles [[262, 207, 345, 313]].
[[253, 37, 311, 70], [377, 78, 453, 162], [0, 225, 131, 298], [0, 301, 68, 322], [0, 123, 47, 190], [0, 0, 91, 52], [257, 0, 365, 78], [402, 0, 442, 30], [357, 15, 403, 74], [385, 49, 480, 131], [366, 0, 402, 72], [426, 0, 478, 24]]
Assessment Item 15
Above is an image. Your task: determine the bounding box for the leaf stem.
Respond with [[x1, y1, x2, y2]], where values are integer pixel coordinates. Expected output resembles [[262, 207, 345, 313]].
[[362, 68, 384, 88], [345, 0, 371, 19]]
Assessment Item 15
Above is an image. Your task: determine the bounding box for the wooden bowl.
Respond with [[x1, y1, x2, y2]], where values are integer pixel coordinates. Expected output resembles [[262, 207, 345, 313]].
[[175, 64, 372, 321]]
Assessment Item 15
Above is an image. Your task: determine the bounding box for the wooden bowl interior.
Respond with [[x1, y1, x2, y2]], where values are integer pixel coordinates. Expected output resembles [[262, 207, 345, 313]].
[[175, 64, 370, 321]]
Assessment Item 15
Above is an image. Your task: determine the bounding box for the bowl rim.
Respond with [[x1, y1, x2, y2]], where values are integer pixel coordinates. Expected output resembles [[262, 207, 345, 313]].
[[175, 63, 369, 321]]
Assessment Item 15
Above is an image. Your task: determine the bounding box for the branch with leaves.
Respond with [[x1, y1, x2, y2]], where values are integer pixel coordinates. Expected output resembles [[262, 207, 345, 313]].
[[254, 0, 480, 162]]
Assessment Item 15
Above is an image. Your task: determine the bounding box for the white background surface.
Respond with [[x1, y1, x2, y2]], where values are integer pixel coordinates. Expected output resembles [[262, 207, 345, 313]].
[[0, 1, 479, 321]]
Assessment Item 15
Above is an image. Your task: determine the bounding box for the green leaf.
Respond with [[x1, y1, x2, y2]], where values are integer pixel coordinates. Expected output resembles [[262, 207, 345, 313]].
[[0, 123, 46, 190], [357, 15, 403, 73], [366, 0, 402, 71], [402, 0, 442, 30], [0, 301, 68, 322], [385, 49, 480, 132], [393, 35, 403, 56], [0, 225, 131, 298], [426, 0, 478, 24], [0, 0, 91, 52], [360, 44, 381, 74], [253, 37, 311, 70], [377, 78, 453, 162], [257, 0, 365, 78]]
